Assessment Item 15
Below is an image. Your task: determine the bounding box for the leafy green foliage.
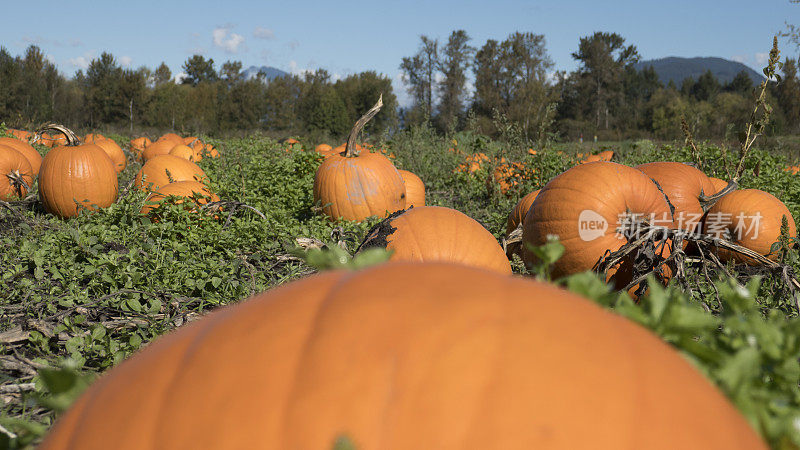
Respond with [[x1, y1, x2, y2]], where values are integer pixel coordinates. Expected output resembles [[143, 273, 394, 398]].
[[3, 127, 800, 449]]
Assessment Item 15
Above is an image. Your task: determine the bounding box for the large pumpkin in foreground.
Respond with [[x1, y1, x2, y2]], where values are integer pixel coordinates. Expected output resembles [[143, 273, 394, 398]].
[[523, 162, 673, 288], [40, 262, 765, 449], [358, 206, 511, 274]]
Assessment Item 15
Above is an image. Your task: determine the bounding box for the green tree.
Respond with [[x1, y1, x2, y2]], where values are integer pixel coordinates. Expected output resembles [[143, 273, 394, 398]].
[[85, 52, 124, 125], [334, 71, 398, 134], [400, 35, 438, 124], [436, 30, 474, 131], [571, 32, 639, 130], [299, 69, 350, 136], [690, 70, 720, 101], [621, 65, 662, 130], [776, 58, 800, 131], [220, 60, 243, 83], [473, 32, 554, 139], [725, 70, 754, 94], [153, 62, 172, 86], [182, 55, 217, 86], [264, 74, 302, 131]]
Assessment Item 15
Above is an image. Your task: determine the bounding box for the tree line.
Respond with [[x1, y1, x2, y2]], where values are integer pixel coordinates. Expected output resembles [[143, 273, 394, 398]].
[[0, 30, 798, 141], [401, 30, 800, 141], [0, 46, 397, 139]]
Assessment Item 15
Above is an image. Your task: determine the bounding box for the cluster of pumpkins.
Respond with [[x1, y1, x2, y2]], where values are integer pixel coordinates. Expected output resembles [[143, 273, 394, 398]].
[[451, 145, 613, 195], [509, 161, 796, 294], [131, 133, 220, 217], [40, 155, 773, 448], [32, 106, 776, 447], [0, 127, 220, 219]]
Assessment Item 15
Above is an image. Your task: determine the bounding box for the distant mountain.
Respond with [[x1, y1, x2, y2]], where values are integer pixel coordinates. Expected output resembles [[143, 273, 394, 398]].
[[241, 65, 289, 81], [634, 57, 766, 86]]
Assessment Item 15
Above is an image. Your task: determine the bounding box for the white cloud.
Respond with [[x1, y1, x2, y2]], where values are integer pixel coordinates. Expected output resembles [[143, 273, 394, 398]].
[[69, 56, 90, 70], [253, 26, 275, 40], [175, 72, 188, 84], [45, 54, 56, 64], [120, 56, 132, 67], [755, 52, 769, 65], [287, 60, 312, 77], [22, 36, 46, 45], [212, 26, 245, 54], [731, 54, 748, 64]]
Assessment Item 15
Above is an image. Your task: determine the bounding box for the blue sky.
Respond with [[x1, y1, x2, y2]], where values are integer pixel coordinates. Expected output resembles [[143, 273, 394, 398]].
[[3, 0, 798, 106]]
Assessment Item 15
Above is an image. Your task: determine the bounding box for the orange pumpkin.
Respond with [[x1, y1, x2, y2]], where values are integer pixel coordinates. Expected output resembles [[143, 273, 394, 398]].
[[158, 133, 184, 145], [7, 129, 33, 142], [0, 146, 34, 201], [0, 137, 42, 176], [359, 206, 511, 274], [134, 155, 207, 192], [140, 180, 219, 217], [142, 140, 178, 161], [40, 262, 766, 450], [493, 158, 528, 194], [38, 126, 118, 218], [202, 144, 220, 158], [708, 177, 730, 194], [506, 189, 540, 235], [313, 96, 405, 221], [130, 137, 151, 151], [85, 135, 126, 173], [523, 162, 673, 289], [169, 144, 202, 162], [636, 162, 716, 232], [398, 169, 425, 208], [704, 189, 797, 264]]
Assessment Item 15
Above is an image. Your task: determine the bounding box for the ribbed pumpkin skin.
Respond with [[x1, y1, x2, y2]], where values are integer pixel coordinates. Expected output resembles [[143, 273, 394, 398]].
[[0, 146, 34, 201], [85, 136, 126, 173], [130, 137, 151, 151], [140, 181, 219, 216], [0, 137, 42, 176], [40, 262, 765, 450], [134, 155, 207, 192], [636, 162, 715, 231], [704, 189, 797, 263], [709, 177, 729, 194], [38, 144, 118, 218], [142, 140, 177, 161], [398, 169, 425, 208], [159, 133, 183, 145], [523, 162, 672, 281], [365, 206, 510, 274], [313, 152, 405, 221], [506, 189, 540, 234], [169, 144, 202, 162]]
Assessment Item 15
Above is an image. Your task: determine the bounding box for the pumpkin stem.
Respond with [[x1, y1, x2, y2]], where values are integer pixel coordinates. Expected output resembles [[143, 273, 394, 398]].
[[6, 169, 30, 197], [699, 180, 737, 211], [344, 94, 383, 158], [35, 123, 81, 146]]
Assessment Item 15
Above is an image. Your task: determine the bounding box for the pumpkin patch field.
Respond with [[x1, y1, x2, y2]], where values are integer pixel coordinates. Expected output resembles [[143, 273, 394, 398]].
[[3, 119, 800, 448]]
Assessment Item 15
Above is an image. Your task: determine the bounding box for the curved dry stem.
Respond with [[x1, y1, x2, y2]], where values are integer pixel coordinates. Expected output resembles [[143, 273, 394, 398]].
[[344, 94, 383, 158], [5, 170, 30, 197], [699, 180, 738, 211], [35, 123, 81, 146]]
